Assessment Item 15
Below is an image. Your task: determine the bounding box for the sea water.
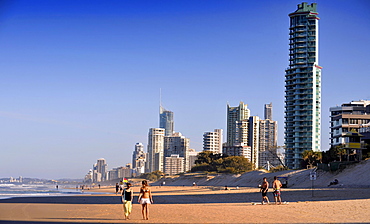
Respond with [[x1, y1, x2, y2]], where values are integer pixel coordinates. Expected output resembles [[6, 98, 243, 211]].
[[0, 183, 92, 200]]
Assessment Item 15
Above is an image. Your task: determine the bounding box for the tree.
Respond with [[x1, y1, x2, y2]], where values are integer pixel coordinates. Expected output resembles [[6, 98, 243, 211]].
[[302, 150, 322, 167], [217, 156, 253, 174], [139, 171, 163, 181]]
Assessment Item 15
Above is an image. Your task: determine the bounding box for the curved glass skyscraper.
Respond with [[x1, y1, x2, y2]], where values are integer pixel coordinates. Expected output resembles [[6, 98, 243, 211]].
[[285, 2, 322, 169]]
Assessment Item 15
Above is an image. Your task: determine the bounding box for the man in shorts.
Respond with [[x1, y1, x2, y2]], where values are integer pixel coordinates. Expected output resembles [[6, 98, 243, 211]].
[[260, 177, 270, 205], [272, 176, 283, 205]]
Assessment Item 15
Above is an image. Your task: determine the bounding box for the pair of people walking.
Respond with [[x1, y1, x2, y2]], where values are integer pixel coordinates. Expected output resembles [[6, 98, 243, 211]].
[[260, 176, 283, 205], [121, 180, 153, 220]]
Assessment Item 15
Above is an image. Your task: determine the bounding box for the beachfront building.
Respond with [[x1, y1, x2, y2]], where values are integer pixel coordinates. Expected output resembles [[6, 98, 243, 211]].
[[259, 119, 278, 168], [160, 105, 174, 137], [285, 2, 322, 169], [329, 100, 370, 147], [92, 158, 107, 182], [227, 102, 250, 146], [132, 142, 146, 176], [203, 129, 223, 153], [164, 154, 184, 176], [164, 132, 190, 171], [249, 116, 260, 169], [223, 143, 251, 159], [147, 128, 165, 173]]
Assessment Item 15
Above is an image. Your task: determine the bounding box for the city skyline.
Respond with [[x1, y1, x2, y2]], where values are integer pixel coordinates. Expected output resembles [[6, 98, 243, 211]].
[[1, 0, 369, 179]]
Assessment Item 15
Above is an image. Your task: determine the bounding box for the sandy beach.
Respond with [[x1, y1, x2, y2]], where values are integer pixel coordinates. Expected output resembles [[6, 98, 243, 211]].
[[1, 185, 370, 223]]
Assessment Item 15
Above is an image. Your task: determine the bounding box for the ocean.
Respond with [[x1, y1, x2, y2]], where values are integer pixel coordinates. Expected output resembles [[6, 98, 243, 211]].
[[0, 183, 94, 200]]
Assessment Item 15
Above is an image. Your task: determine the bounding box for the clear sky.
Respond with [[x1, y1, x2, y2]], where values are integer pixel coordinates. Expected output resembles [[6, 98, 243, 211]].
[[1, 0, 369, 179]]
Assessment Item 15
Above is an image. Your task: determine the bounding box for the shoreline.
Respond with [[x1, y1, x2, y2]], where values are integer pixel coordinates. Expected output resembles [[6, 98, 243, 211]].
[[1, 186, 369, 223]]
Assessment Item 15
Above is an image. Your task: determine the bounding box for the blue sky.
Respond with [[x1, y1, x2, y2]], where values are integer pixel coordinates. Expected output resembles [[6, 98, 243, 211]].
[[1, 0, 369, 179]]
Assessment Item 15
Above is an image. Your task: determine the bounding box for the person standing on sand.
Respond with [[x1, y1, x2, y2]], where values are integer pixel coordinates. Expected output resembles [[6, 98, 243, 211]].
[[115, 183, 119, 195], [272, 176, 283, 205], [138, 180, 153, 220], [122, 183, 134, 220], [260, 177, 270, 205]]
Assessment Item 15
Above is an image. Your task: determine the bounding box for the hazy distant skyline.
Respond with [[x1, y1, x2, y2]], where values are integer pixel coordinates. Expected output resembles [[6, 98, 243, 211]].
[[1, 0, 369, 179]]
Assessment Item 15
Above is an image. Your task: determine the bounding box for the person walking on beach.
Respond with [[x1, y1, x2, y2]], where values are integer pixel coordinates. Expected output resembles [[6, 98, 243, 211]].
[[115, 183, 119, 195], [122, 183, 134, 220], [272, 176, 283, 205], [260, 177, 270, 205], [138, 180, 153, 220]]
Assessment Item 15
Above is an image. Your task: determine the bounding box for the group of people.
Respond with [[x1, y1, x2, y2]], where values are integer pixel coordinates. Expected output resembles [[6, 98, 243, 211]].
[[121, 180, 153, 220], [260, 176, 283, 205]]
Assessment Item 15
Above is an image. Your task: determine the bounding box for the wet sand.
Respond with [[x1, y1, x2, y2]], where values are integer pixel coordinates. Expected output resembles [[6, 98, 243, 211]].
[[1, 186, 370, 223]]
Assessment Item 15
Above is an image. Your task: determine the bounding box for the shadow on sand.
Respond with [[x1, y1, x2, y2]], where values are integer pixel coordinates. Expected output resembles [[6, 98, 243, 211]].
[[1, 188, 369, 205]]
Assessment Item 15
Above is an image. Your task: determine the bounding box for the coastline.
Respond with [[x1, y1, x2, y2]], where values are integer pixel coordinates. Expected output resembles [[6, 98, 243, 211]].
[[1, 186, 370, 223]]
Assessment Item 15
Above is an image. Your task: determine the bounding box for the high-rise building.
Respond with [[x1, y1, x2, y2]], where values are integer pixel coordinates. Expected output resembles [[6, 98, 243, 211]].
[[227, 102, 250, 146], [330, 100, 370, 147], [164, 132, 190, 171], [249, 116, 260, 169], [147, 128, 165, 172], [264, 103, 273, 120], [160, 106, 174, 137], [203, 129, 223, 153], [132, 143, 146, 175], [285, 2, 322, 169], [93, 158, 107, 182], [223, 143, 251, 160], [259, 119, 278, 168]]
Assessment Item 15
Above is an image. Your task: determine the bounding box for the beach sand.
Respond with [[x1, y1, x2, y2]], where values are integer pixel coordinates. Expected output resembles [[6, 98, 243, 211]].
[[1, 186, 370, 223]]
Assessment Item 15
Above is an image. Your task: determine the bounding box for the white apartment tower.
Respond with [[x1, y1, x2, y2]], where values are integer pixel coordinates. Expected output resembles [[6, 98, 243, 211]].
[[285, 2, 322, 169], [227, 102, 250, 146], [147, 128, 165, 172], [248, 116, 260, 169], [203, 129, 223, 153], [132, 142, 146, 175]]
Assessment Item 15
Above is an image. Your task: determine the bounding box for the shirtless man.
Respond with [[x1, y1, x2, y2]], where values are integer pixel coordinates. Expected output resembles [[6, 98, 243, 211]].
[[272, 176, 283, 205], [260, 177, 270, 205]]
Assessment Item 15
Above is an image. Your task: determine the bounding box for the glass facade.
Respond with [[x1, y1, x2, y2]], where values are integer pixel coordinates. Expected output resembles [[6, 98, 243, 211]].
[[285, 2, 321, 169]]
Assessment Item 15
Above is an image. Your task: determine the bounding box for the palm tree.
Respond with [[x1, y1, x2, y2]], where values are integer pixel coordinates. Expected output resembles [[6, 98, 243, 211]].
[[302, 150, 322, 167]]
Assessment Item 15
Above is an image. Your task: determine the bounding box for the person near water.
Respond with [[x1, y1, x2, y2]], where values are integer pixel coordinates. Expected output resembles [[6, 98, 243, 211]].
[[260, 177, 270, 205], [138, 180, 153, 220], [272, 176, 283, 205], [122, 183, 134, 220], [115, 183, 119, 195]]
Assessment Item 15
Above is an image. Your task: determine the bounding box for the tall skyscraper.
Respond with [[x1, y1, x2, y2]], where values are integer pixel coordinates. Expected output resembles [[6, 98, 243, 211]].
[[227, 102, 250, 146], [248, 116, 260, 169], [203, 129, 223, 153], [285, 2, 322, 169], [147, 128, 165, 172], [264, 103, 273, 120], [259, 119, 278, 168], [160, 105, 174, 137]]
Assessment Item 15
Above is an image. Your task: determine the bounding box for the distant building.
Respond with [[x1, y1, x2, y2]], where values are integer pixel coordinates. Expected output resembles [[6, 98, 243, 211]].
[[84, 169, 93, 183], [93, 158, 107, 182], [164, 132, 190, 171], [147, 128, 165, 172], [259, 119, 278, 168], [330, 100, 370, 147], [264, 102, 273, 120], [160, 106, 174, 137], [249, 116, 260, 169], [227, 102, 250, 146], [223, 143, 251, 159], [164, 154, 184, 176], [188, 149, 199, 170], [132, 143, 146, 175], [203, 129, 223, 153], [285, 2, 322, 169]]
